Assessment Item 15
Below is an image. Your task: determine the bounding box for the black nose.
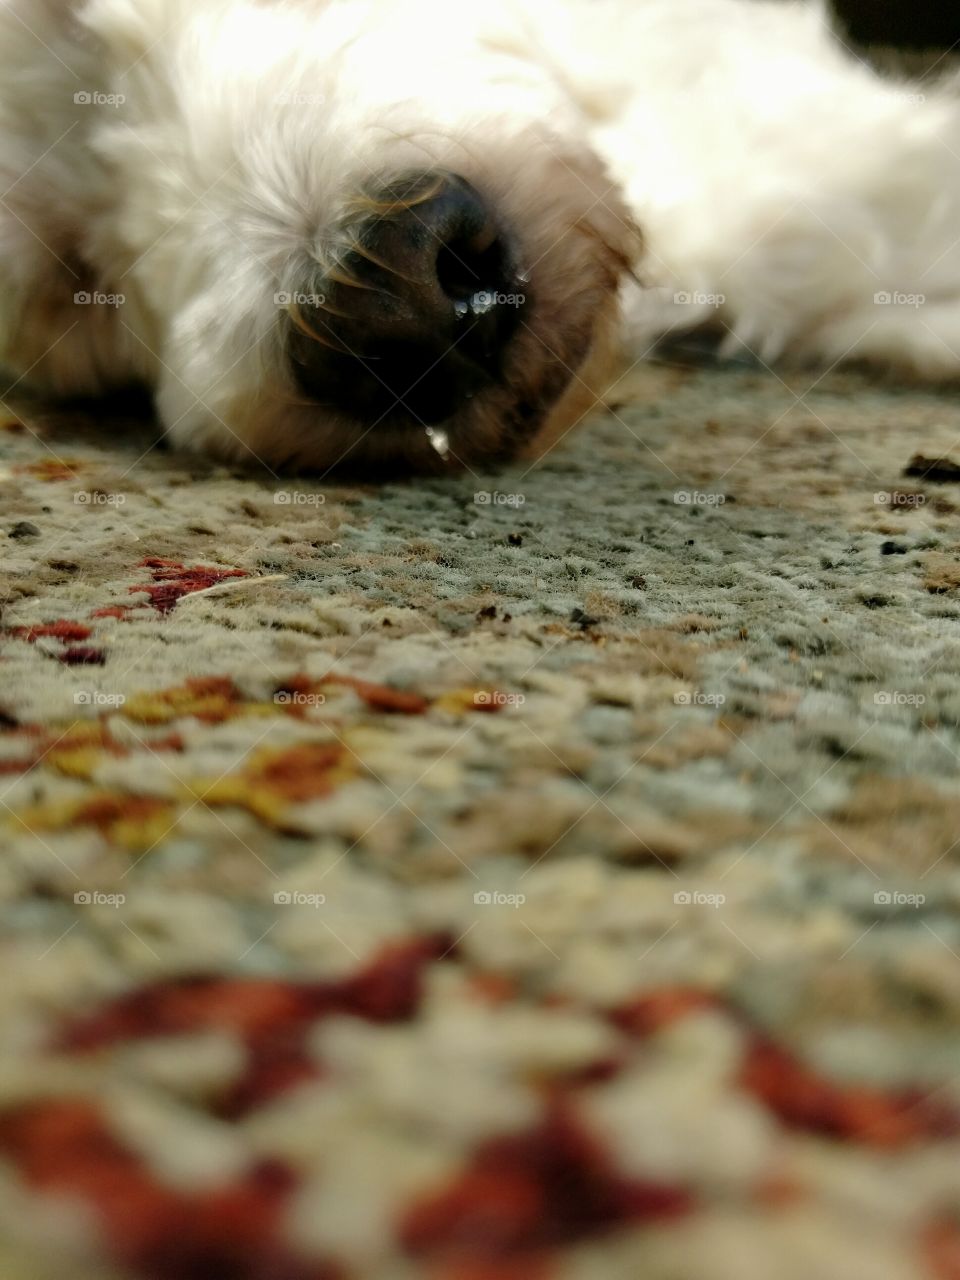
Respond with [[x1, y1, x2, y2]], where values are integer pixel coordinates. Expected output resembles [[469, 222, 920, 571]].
[[287, 172, 526, 425]]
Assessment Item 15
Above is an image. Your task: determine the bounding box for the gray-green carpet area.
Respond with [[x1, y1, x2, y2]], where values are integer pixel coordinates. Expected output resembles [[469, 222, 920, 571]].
[[1, 359, 960, 1280]]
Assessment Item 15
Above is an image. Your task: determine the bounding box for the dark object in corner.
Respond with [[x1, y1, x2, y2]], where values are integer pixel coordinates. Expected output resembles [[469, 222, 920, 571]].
[[903, 454, 960, 483], [830, 0, 960, 50]]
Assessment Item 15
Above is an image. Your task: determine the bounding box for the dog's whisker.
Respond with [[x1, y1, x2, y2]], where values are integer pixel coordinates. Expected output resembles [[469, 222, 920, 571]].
[[287, 304, 354, 354], [345, 175, 447, 217], [343, 241, 425, 286], [307, 296, 356, 320], [322, 264, 380, 293]]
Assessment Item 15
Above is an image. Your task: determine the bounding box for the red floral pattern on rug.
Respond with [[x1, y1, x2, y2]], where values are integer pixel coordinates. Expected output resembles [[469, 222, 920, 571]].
[[5, 360, 960, 1280]]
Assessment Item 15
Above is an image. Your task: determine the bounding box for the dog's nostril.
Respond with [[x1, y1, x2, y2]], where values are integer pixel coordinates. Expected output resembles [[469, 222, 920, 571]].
[[436, 227, 507, 303], [288, 171, 526, 427], [361, 171, 517, 314]]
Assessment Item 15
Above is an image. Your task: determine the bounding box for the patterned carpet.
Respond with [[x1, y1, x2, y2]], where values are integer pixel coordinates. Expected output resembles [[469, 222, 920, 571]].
[[2, 358, 960, 1280]]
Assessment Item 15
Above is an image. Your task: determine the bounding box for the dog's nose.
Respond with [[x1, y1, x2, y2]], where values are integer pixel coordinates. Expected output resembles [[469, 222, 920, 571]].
[[288, 172, 526, 425]]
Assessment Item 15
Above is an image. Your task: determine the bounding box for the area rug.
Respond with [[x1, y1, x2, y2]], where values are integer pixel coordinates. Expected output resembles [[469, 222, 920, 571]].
[[1, 357, 960, 1280]]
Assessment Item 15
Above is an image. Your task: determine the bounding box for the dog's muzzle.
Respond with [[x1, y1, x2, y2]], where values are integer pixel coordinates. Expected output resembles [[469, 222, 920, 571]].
[[286, 171, 527, 426]]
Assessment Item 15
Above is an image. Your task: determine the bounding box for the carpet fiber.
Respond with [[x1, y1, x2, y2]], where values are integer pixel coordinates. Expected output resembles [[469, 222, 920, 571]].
[[2, 359, 960, 1279]]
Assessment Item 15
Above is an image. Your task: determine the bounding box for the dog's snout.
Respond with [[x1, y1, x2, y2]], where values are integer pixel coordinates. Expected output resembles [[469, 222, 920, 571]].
[[288, 172, 526, 426]]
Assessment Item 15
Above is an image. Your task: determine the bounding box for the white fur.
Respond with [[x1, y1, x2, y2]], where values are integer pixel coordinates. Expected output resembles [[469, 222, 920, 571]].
[[1, 0, 958, 471]]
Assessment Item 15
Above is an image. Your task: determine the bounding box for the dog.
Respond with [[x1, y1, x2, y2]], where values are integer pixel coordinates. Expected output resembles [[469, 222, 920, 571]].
[[1, 0, 958, 474]]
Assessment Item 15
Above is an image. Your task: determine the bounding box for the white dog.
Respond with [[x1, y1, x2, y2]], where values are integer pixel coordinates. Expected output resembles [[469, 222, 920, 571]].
[[1, 0, 958, 473]]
